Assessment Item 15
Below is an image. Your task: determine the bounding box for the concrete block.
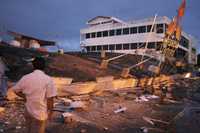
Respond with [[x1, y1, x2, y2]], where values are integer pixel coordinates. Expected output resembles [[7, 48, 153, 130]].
[[95, 81, 114, 91], [53, 77, 73, 86], [96, 76, 114, 83], [112, 78, 137, 90], [61, 82, 97, 95], [53, 77, 73, 96]]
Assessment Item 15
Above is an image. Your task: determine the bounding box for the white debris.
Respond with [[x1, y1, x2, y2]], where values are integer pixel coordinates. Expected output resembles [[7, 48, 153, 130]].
[[135, 94, 159, 102], [60, 97, 72, 104], [140, 127, 148, 133], [142, 116, 155, 125], [114, 107, 127, 114], [69, 101, 86, 109], [184, 73, 191, 78], [62, 112, 73, 118], [16, 126, 21, 129], [145, 94, 159, 99]]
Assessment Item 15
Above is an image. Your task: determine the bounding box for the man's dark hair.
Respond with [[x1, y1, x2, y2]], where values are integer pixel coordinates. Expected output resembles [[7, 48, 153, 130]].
[[32, 57, 46, 70]]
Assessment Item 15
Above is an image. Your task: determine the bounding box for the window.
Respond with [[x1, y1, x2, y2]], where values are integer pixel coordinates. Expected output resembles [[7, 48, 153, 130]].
[[103, 45, 109, 50], [138, 26, 146, 33], [109, 45, 115, 50], [86, 33, 90, 39], [116, 29, 122, 35], [180, 36, 189, 48], [123, 43, 130, 50], [192, 48, 196, 54], [91, 32, 96, 38], [116, 44, 122, 50], [175, 48, 187, 58], [130, 27, 137, 34], [91, 46, 96, 51], [147, 42, 155, 49], [138, 43, 145, 48], [130, 43, 137, 49], [109, 30, 115, 36], [156, 42, 162, 51], [123, 28, 129, 35], [86, 46, 90, 52], [97, 46, 102, 51], [147, 25, 151, 32], [156, 24, 164, 33], [147, 25, 155, 32], [103, 31, 108, 37], [97, 32, 102, 37]]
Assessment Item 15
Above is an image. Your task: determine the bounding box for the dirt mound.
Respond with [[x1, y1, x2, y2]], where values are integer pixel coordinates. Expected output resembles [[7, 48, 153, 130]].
[[46, 54, 120, 82]]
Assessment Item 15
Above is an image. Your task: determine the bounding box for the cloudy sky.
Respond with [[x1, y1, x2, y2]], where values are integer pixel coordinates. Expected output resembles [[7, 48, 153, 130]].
[[0, 0, 199, 51]]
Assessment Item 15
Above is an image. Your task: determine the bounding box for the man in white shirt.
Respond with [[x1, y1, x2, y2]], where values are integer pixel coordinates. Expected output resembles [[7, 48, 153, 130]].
[[7, 57, 57, 133]]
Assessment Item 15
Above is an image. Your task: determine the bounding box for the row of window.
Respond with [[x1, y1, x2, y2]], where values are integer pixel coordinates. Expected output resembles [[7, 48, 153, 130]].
[[85, 24, 167, 39], [180, 36, 189, 49], [86, 42, 162, 52]]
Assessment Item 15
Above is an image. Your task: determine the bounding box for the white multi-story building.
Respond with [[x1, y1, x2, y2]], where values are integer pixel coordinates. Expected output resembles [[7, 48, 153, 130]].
[[80, 16, 197, 64]]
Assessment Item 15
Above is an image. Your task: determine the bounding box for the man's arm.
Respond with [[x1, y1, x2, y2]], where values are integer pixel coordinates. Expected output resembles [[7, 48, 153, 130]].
[[15, 92, 26, 100], [46, 78, 57, 120], [47, 97, 55, 120], [7, 78, 26, 100]]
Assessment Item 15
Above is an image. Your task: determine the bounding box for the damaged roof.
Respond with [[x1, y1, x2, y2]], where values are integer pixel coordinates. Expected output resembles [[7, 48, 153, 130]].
[[8, 31, 56, 46]]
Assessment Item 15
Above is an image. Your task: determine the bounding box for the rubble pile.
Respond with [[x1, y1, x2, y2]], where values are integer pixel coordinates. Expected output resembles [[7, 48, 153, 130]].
[[0, 101, 26, 133], [0, 76, 200, 133]]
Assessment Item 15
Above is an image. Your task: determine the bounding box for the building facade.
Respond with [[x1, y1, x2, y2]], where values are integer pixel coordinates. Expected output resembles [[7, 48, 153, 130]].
[[80, 16, 197, 64]]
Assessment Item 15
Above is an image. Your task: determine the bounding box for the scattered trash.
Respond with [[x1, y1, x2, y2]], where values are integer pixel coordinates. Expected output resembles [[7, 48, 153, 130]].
[[140, 127, 148, 133], [135, 94, 159, 102], [143, 116, 169, 125], [80, 129, 87, 133], [69, 101, 86, 110], [145, 95, 159, 99], [62, 112, 73, 118], [135, 96, 149, 102], [4, 121, 10, 125], [164, 98, 181, 104], [16, 126, 21, 129], [142, 116, 155, 125], [59, 97, 72, 105], [114, 106, 127, 114], [184, 73, 191, 78]]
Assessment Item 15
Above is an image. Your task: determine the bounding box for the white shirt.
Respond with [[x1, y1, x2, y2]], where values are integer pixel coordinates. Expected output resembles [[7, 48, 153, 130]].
[[12, 70, 57, 120]]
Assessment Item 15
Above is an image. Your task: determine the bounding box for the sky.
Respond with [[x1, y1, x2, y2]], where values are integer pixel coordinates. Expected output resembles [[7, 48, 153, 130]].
[[0, 0, 200, 52]]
